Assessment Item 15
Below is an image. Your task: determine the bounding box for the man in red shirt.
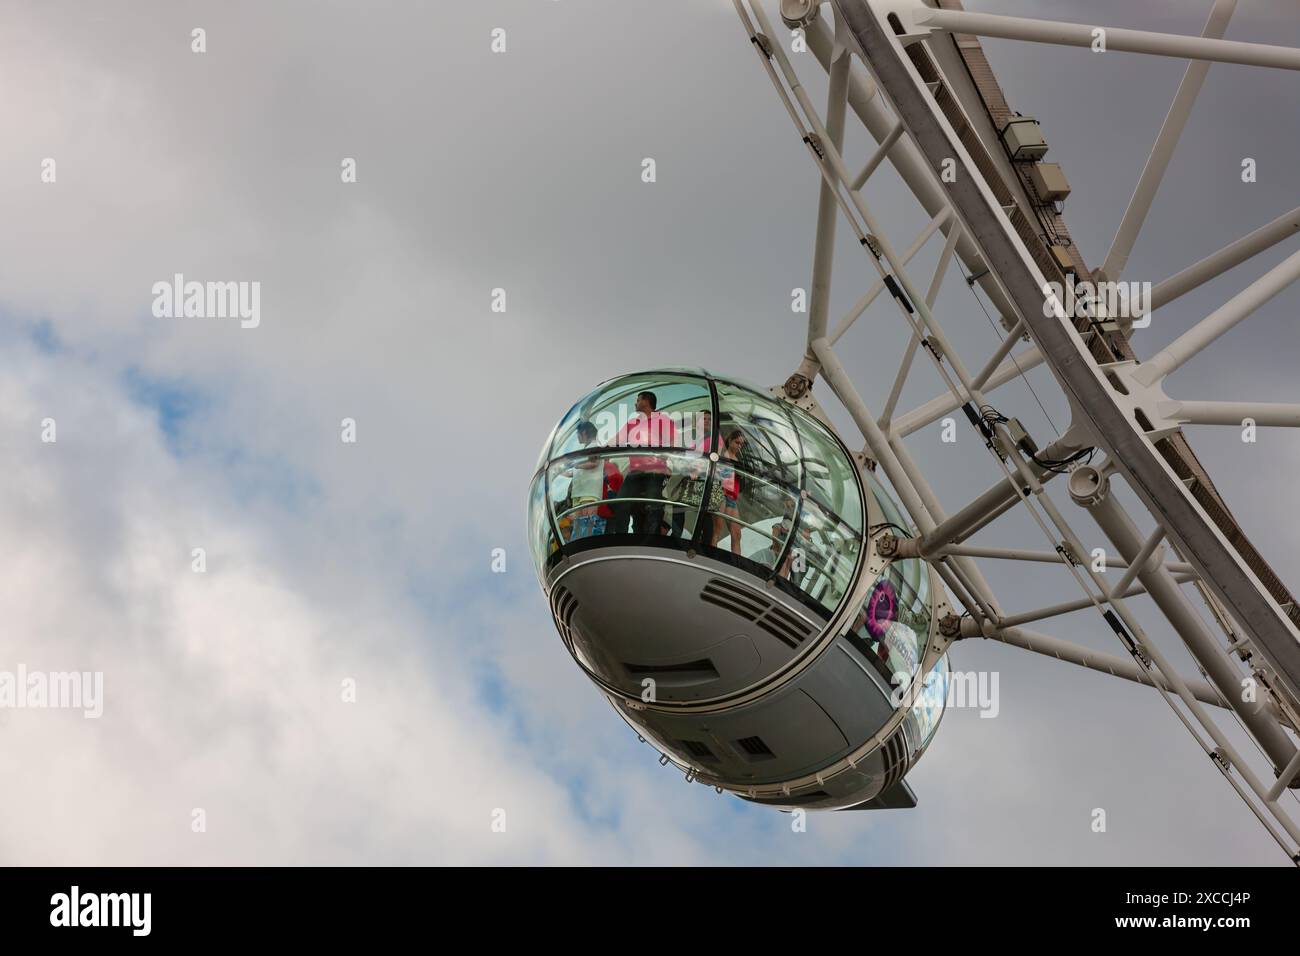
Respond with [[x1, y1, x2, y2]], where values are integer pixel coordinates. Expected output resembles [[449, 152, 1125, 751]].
[[608, 390, 678, 534]]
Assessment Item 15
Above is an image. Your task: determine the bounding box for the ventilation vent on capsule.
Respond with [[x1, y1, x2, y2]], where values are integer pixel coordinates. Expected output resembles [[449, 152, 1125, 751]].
[[757, 604, 815, 650], [735, 736, 775, 761], [550, 586, 580, 646], [623, 659, 719, 687], [700, 578, 816, 651], [675, 739, 719, 762], [701, 578, 768, 619], [879, 730, 910, 792]]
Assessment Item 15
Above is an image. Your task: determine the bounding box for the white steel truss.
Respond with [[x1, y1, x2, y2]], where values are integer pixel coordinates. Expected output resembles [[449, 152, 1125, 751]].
[[732, 0, 1300, 862]]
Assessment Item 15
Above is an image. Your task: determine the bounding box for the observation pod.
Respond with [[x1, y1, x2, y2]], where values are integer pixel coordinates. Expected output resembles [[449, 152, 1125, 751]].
[[528, 369, 952, 810]]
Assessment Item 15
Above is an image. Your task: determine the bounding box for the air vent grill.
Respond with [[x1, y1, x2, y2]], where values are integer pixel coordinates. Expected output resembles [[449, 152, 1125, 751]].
[[701, 578, 768, 618], [880, 730, 910, 791], [757, 604, 815, 650], [550, 586, 580, 646], [735, 736, 775, 760], [700, 578, 816, 651], [676, 739, 718, 762], [623, 659, 719, 684]]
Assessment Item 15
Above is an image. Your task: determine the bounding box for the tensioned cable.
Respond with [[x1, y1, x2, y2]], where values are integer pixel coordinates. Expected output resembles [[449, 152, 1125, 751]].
[[962, 264, 1061, 439], [1180, 566, 1300, 814]]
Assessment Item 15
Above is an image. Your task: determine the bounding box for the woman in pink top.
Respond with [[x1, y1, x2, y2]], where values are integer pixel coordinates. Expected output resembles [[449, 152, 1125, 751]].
[[709, 429, 745, 554]]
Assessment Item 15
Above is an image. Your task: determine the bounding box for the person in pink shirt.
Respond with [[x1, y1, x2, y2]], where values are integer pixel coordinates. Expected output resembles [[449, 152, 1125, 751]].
[[608, 390, 679, 534]]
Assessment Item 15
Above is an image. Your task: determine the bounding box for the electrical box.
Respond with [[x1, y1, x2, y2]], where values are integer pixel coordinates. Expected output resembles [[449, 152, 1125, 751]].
[[1028, 162, 1071, 202], [1049, 244, 1075, 273], [1001, 117, 1048, 161]]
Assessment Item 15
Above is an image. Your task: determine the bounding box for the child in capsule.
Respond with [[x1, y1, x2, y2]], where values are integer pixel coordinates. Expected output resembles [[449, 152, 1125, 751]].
[[567, 420, 621, 538]]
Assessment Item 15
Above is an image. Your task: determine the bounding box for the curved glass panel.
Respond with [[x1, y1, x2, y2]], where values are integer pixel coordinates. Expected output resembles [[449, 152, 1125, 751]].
[[527, 470, 559, 579], [714, 382, 802, 482], [534, 427, 556, 477], [871, 478, 916, 536], [800, 416, 864, 533], [788, 497, 860, 611], [698, 465, 799, 567], [531, 370, 869, 622], [911, 654, 949, 750], [551, 373, 711, 459], [846, 558, 931, 686], [548, 450, 710, 542]]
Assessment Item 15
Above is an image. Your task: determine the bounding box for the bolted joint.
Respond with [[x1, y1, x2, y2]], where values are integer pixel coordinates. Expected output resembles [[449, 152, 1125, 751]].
[[876, 531, 898, 558], [939, 613, 963, 639], [878, 534, 923, 559], [784, 372, 812, 400]]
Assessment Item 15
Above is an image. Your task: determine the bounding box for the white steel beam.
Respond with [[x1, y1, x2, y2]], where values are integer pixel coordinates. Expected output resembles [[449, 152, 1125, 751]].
[[971, 318, 1025, 392], [914, 6, 1300, 71], [997, 572, 1198, 629], [1267, 750, 1300, 803], [916, 448, 1064, 554], [827, 0, 1300, 795], [933, 542, 1193, 576], [891, 345, 1043, 437], [851, 119, 904, 189], [804, 32, 852, 366], [1108, 525, 1166, 599], [1135, 246, 1300, 385], [805, 17, 1023, 328], [958, 619, 1228, 710], [1077, 468, 1299, 775], [879, 222, 962, 429], [830, 206, 950, 345], [1151, 206, 1300, 311], [1099, 0, 1237, 282], [1162, 400, 1300, 428]]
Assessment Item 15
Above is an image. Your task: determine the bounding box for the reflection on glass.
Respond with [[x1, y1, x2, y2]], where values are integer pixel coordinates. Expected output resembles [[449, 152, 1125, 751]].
[[531, 370, 870, 622], [551, 375, 711, 459], [910, 654, 949, 749], [847, 558, 931, 686], [549, 451, 709, 543], [528, 471, 559, 578], [699, 467, 799, 568], [872, 480, 915, 536], [789, 497, 860, 610], [715, 382, 801, 483], [801, 417, 863, 533]]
